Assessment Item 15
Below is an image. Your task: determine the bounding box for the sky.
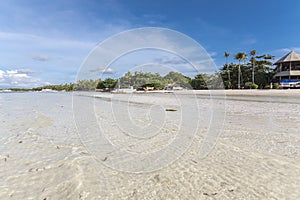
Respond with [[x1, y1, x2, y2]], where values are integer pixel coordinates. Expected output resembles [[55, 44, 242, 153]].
[[1, 0, 300, 87]]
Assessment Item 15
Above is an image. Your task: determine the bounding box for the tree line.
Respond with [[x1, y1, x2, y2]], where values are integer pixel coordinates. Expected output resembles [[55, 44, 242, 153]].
[[72, 71, 229, 91], [32, 83, 75, 91], [73, 71, 196, 91]]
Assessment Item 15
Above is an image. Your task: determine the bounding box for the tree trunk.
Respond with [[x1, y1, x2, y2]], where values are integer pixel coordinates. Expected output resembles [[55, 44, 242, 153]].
[[238, 61, 241, 89], [226, 57, 231, 88], [252, 60, 255, 84]]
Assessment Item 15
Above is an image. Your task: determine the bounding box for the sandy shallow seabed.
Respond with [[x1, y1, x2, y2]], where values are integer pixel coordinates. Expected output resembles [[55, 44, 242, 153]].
[[0, 90, 300, 199]]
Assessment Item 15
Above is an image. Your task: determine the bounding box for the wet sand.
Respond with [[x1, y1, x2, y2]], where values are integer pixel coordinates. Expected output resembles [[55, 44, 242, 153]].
[[0, 90, 300, 199]]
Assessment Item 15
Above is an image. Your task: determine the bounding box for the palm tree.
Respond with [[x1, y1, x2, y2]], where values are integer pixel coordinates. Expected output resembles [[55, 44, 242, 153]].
[[234, 52, 247, 89], [224, 52, 231, 88], [250, 50, 256, 84], [262, 54, 275, 60]]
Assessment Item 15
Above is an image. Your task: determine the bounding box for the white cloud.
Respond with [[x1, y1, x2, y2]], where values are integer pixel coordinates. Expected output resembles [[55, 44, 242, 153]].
[[0, 69, 4, 77], [101, 67, 116, 74], [0, 69, 41, 87]]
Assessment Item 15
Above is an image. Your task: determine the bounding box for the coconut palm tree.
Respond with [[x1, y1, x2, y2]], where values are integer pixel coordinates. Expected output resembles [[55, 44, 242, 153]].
[[224, 52, 231, 88], [234, 52, 247, 89], [250, 50, 256, 84]]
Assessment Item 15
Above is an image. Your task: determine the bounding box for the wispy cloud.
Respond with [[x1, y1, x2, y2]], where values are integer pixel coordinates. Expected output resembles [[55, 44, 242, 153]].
[[88, 67, 117, 77], [208, 51, 217, 57], [31, 54, 50, 62], [141, 14, 166, 25], [0, 31, 39, 40], [79, 28, 218, 80], [272, 47, 300, 54], [0, 31, 95, 50], [241, 38, 257, 45], [15, 69, 36, 74], [269, 47, 300, 60], [155, 57, 187, 65], [195, 18, 231, 37]]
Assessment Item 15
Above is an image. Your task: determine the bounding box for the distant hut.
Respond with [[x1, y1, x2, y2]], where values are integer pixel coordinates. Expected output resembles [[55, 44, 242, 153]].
[[274, 51, 300, 88]]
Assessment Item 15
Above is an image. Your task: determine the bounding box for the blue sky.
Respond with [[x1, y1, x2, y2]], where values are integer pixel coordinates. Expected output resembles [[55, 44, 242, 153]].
[[1, 0, 300, 87]]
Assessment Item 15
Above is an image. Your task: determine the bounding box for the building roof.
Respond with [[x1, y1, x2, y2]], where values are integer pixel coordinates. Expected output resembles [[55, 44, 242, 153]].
[[274, 51, 300, 64]]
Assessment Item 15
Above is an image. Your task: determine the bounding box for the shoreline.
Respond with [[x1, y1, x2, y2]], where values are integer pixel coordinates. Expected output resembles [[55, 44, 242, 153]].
[[133, 89, 300, 97], [3, 88, 300, 97]]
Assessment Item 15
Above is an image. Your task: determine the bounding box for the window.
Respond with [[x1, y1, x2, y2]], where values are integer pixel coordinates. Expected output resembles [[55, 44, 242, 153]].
[[295, 65, 300, 70]]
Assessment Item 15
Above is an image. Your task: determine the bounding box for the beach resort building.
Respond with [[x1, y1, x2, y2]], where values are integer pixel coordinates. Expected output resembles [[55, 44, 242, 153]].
[[274, 51, 300, 88]]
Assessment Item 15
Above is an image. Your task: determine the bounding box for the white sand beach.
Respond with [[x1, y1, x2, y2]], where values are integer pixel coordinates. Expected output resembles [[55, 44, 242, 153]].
[[0, 90, 300, 199]]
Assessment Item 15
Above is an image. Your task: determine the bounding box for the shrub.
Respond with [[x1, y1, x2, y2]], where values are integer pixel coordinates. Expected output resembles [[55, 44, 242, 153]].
[[273, 84, 280, 89], [251, 83, 258, 89], [244, 82, 252, 89], [264, 85, 271, 89], [245, 82, 258, 89]]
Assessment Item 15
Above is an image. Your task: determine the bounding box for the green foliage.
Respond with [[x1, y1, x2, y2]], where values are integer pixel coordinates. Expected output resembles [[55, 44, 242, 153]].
[[32, 83, 74, 91], [164, 71, 192, 89], [220, 63, 235, 88], [244, 82, 258, 89], [96, 78, 117, 91], [116, 71, 191, 90], [264, 85, 271, 89], [7, 88, 32, 92], [244, 82, 252, 89], [118, 71, 165, 89], [190, 73, 224, 89], [252, 83, 258, 89], [234, 52, 248, 89], [73, 80, 98, 91], [224, 52, 230, 58], [250, 50, 257, 57], [224, 52, 232, 88], [190, 73, 208, 89], [234, 52, 248, 62], [273, 84, 280, 89]]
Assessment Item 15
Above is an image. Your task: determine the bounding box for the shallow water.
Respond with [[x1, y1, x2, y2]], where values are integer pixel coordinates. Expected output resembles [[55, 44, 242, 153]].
[[0, 92, 299, 199]]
